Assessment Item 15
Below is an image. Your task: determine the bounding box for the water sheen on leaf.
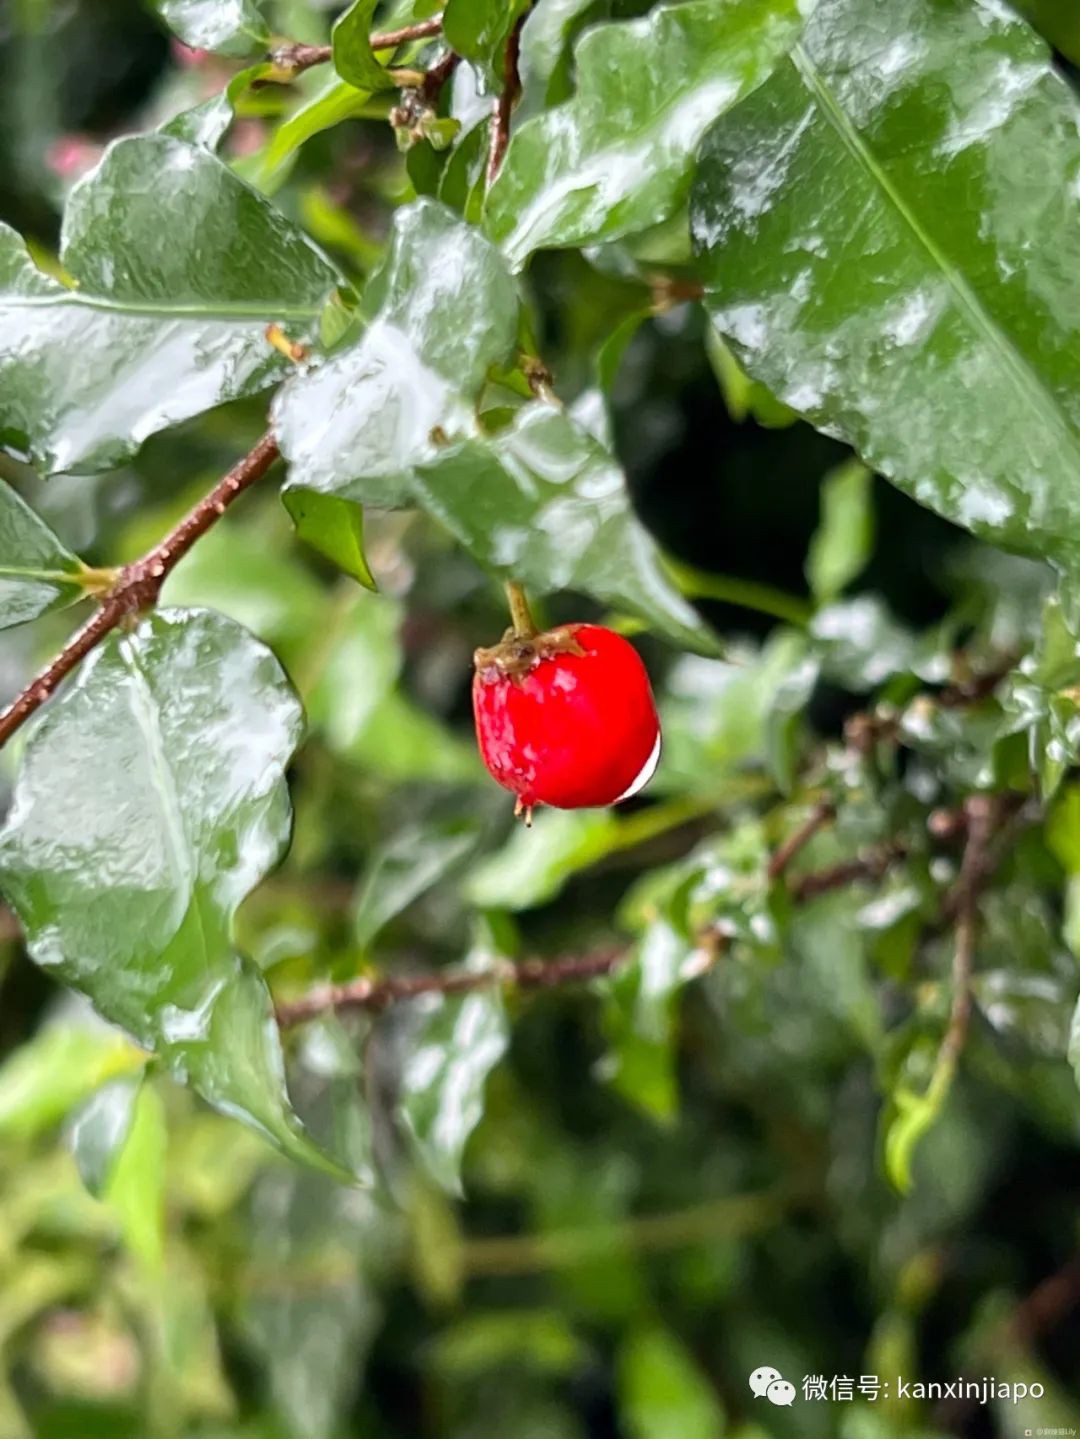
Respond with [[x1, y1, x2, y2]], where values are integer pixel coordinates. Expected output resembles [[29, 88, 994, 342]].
[[0, 479, 85, 628], [398, 960, 509, 1195], [0, 135, 339, 476], [0, 609, 345, 1178], [691, 0, 1080, 569], [484, 0, 807, 266], [153, 0, 270, 57], [276, 199, 712, 650]]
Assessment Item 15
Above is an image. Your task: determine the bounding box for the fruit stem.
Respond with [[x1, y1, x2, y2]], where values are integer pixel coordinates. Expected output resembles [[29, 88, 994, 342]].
[[505, 580, 538, 639]]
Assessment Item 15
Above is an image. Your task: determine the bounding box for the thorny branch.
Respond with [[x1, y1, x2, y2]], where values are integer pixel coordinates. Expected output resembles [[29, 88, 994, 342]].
[[0, 433, 281, 751], [267, 16, 445, 80]]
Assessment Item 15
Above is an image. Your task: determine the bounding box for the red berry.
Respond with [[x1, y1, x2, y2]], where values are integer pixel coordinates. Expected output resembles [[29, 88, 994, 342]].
[[472, 623, 661, 816]]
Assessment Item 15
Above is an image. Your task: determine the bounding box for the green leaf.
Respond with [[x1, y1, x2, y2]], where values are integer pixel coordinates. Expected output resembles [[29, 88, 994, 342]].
[[281, 491, 376, 589], [243, 75, 377, 194], [275, 198, 519, 508], [1015, 0, 1080, 66], [0, 609, 345, 1179], [410, 404, 715, 652], [161, 62, 274, 150], [484, 0, 807, 266], [999, 595, 1080, 797], [0, 479, 85, 628], [240, 1168, 385, 1439], [67, 1074, 143, 1197], [333, 0, 399, 91], [153, 0, 270, 57], [704, 324, 797, 428], [354, 819, 481, 948], [101, 1080, 168, 1275], [691, 0, 1080, 569], [276, 200, 711, 651], [397, 945, 509, 1195], [0, 1021, 145, 1141], [444, 0, 531, 82], [603, 922, 693, 1122], [617, 1326, 725, 1439], [466, 808, 620, 910], [0, 135, 339, 476], [805, 458, 873, 604]]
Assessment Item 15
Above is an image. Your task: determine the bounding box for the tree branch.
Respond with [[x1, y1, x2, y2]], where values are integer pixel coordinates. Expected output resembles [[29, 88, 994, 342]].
[[275, 947, 626, 1028], [486, 14, 526, 183], [934, 792, 999, 1077], [768, 800, 836, 881], [267, 17, 445, 81], [275, 821, 930, 1027], [0, 432, 281, 751]]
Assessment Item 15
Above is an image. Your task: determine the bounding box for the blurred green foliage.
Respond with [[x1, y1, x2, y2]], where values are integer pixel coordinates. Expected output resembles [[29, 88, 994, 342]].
[[0, 1, 1079, 1436]]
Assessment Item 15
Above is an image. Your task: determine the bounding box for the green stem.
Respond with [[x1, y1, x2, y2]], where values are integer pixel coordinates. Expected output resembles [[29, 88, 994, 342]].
[[505, 579, 538, 638], [667, 559, 812, 627]]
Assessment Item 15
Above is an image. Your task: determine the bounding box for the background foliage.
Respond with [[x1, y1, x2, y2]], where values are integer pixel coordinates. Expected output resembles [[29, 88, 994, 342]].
[[1, 0, 1080, 1435]]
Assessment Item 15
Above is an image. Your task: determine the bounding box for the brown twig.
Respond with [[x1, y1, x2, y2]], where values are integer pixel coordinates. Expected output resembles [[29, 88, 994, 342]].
[[0, 433, 281, 751], [267, 17, 445, 80], [486, 14, 526, 183], [275, 947, 626, 1028], [277, 823, 923, 1027], [935, 792, 1002, 1080], [787, 840, 908, 903], [768, 800, 836, 881]]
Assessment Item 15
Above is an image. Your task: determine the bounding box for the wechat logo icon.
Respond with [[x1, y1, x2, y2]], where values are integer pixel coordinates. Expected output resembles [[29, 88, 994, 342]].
[[749, 1367, 797, 1407]]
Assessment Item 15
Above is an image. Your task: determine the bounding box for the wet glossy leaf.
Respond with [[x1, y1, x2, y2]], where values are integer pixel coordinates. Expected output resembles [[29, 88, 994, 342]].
[[333, 0, 399, 92], [0, 481, 85, 628], [659, 632, 809, 790], [275, 199, 519, 508], [281, 491, 376, 589], [276, 200, 709, 650], [1000, 596, 1080, 797], [484, 0, 807, 266], [1016, 0, 1080, 65], [0, 1021, 145, 1141], [153, 0, 270, 57], [444, 0, 530, 82], [806, 458, 873, 604], [692, 0, 1080, 569], [0, 609, 343, 1178], [603, 922, 694, 1122], [354, 818, 481, 948], [397, 950, 509, 1194], [0, 135, 338, 476], [161, 63, 274, 150], [414, 404, 714, 651], [67, 1074, 143, 1197], [240, 1169, 385, 1439]]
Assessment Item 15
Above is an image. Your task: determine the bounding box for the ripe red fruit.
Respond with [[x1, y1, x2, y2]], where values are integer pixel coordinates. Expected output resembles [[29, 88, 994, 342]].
[[472, 622, 661, 819]]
